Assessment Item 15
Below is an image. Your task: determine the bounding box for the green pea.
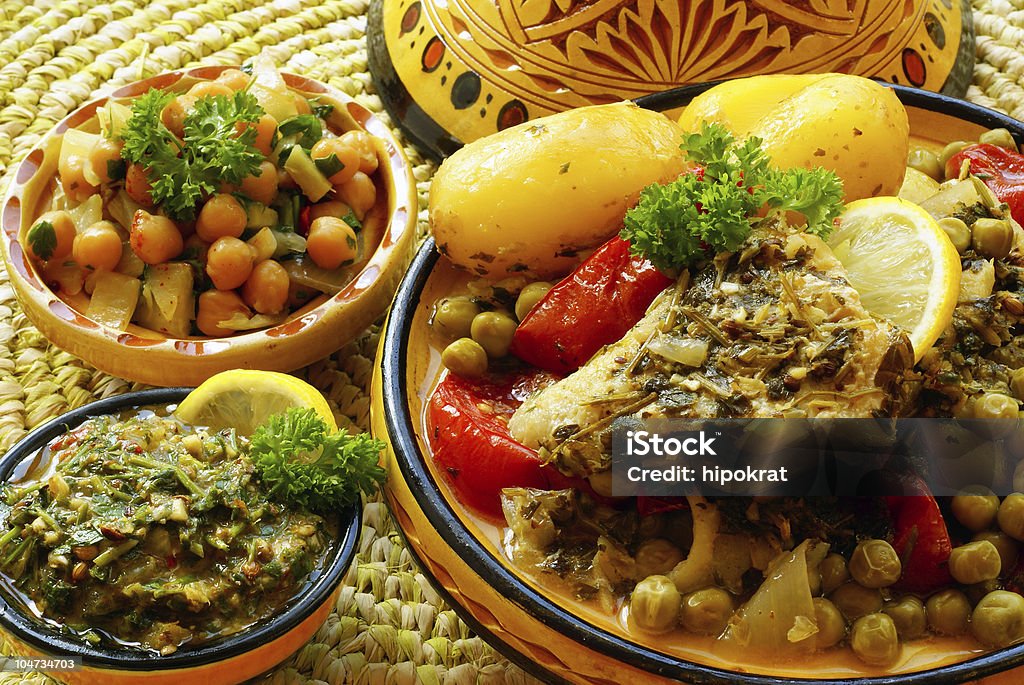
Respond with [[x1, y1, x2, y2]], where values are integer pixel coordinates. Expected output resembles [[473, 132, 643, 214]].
[[926, 588, 971, 636], [680, 587, 733, 636], [979, 128, 1018, 151], [812, 597, 846, 648], [430, 296, 479, 343], [634, 538, 684, 579], [848, 540, 902, 588], [883, 596, 927, 640], [851, 613, 900, 666], [966, 579, 1001, 606], [952, 486, 1001, 532], [937, 217, 971, 253], [974, 530, 1019, 572], [831, 582, 883, 621], [630, 575, 680, 633], [441, 338, 488, 378], [514, 282, 552, 322], [470, 310, 518, 358], [972, 590, 1024, 647], [939, 141, 971, 173], [972, 217, 1014, 260], [949, 540, 1002, 584], [820, 553, 850, 594], [907, 148, 943, 181], [999, 493, 1024, 541], [974, 392, 1019, 419]]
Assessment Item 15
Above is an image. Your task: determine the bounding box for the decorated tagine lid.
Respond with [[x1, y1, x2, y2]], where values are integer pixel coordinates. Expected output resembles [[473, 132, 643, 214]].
[[367, 0, 975, 160]]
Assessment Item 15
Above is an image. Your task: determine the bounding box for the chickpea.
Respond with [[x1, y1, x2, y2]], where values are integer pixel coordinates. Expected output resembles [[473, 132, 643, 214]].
[[27, 210, 76, 262], [309, 200, 356, 223], [161, 94, 197, 139], [515, 282, 553, 321], [952, 486, 1001, 532], [1000, 494, 1024, 541], [339, 130, 379, 175], [241, 260, 290, 315], [907, 148, 942, 181], [206, 236, 254, 290], [851, 613, 900, 666], [813, 597, 847, 648], [310, 138, 360, 185], [58, 153, 97, 203], [926, 588, 971, 635], [336, 171, 376, 220], [187, 81, 234, 99], [848, 539, 902, 588], [87, 137, 124, 184], [471, 311, 518, 358], [820, 553, 850, 595], [125, 163, 155, 206], [215, 69, 250, 91], [130, 210, 184, 265], [246, 113, 277, 157], [306, 216, 359, 270], [239, 160, 278, 206], [196, 193, 247, 242], [196, 289, 250, 337], [73, 221, 123, 272], [441, 338, 488, 378]]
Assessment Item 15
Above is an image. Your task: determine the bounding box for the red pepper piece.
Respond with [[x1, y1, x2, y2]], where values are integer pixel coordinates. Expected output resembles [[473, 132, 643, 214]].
[[946, 143, 1024, 225], [509, 237, 673, 375], [427, 369, 586, 520], [885, 484, 954, 593]]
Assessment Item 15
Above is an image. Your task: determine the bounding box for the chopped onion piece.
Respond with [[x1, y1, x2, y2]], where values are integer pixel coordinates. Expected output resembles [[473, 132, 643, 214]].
[[648, 335, 709, 367]]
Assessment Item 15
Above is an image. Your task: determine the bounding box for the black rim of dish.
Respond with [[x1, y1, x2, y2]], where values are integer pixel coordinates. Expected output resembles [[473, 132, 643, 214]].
[[0, 387, 362, 670], [381, 85, 1024, 684]]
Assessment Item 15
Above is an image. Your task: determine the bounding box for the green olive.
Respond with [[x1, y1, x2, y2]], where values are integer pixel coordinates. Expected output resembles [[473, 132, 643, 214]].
[[441, 338, 488, 378], [949, 540, 1002, 584], [680, 587, 733, 636], [820, 553, 850, 594], [635, 538, 684, 579], [972, 590, 1024, 647], [1000, 493, 1024, 541], [972, 217, 1014, 260], [514, 282, 552, 322], [980, 128, 1018, 151], [1011, 368, 1024, 402], [939, 141, 971, 173], [630, 575, 681, 633], [883, 596, 927, 640], [907, 148, 943, 181], [974, 530, 1019, 572], [937, 217, 972, 254], [470, 310, 518, 358], [831, 582, 883, 620], [848, 540, 902, 588], [974, 392, 1020, 419], [430, 296, 480, 343], [952, 486, 1001, 532], [926, 588, 971, 636], [812, 597, 846, 648], [851, 613, 900, 666]]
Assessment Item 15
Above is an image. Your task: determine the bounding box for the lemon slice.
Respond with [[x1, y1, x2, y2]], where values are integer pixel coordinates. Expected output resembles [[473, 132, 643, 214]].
[[827, 197, 961, 362], [175, 369, 336, 435]]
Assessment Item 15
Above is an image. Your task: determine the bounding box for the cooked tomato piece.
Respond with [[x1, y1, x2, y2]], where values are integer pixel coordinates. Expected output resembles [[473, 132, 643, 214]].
[[885, 483, 954, 593], [946, 143, 1024, 224]]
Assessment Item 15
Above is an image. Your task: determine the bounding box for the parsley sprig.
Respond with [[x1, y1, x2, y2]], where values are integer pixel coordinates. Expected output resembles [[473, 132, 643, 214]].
[[621, 122, 845, 272], [119, 88, 265, 220], [249, 408, 385, 514]]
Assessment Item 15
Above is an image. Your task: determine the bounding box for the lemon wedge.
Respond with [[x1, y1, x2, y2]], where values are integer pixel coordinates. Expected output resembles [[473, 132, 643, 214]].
[[175, 369, 336, 435], [827, 197, 961, 362]]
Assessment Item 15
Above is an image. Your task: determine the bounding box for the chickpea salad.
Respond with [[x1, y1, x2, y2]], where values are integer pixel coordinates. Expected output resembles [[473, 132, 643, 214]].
[[0, 406, 383, 655], [25, 57, 384, 338]]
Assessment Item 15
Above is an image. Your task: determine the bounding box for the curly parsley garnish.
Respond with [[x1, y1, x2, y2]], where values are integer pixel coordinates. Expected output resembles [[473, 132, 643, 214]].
[[119, 88, 265, 221], [250, 408, 385, 514], [621, 122, 845, 272]]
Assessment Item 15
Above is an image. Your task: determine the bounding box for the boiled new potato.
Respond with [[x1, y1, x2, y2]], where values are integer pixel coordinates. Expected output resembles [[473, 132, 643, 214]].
[[429, 102, 686, 279], [678, 74, 909, 202]]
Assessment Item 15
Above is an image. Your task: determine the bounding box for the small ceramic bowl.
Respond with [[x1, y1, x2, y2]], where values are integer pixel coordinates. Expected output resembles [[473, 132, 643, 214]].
[[1, 66, 418, 387], [371, 85, 1024, 684], [0, 387, 361, 685]]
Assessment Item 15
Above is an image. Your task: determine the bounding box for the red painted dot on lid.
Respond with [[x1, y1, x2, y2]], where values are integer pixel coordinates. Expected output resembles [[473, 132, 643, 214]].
[[400, 2, 421, 35], [902, 48, 927, 87], [422, 37, 445, 73]]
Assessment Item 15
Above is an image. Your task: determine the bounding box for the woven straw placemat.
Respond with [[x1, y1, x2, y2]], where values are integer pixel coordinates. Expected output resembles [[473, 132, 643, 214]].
[[0, 0, 1021, 682]]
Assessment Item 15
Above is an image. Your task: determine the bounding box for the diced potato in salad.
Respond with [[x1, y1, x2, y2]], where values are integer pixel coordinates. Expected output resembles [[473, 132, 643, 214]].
[[26, 57, 385, 337]]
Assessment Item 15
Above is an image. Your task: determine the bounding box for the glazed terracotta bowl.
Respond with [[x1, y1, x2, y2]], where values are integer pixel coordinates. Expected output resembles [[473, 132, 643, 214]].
[[370, 85, 1024, 684], [1, 66, 418, 387], [0, 387, 361, 685]]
